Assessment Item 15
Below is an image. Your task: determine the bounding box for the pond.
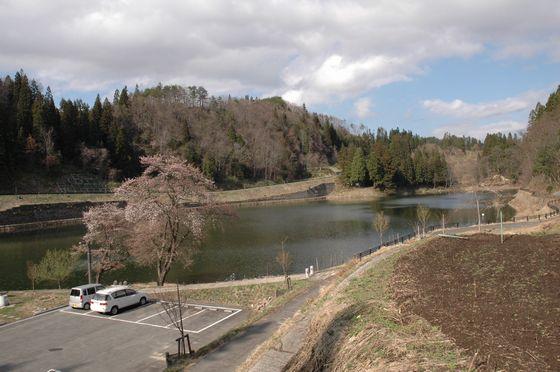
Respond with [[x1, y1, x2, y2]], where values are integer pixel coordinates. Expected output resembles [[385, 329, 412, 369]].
[[0, 192, 514, 290]]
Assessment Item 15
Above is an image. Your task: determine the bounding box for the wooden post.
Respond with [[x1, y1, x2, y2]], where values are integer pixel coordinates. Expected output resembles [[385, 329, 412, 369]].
[[476, 193, 481, 232], [500, 210, 504, 244], [177, 283, 186, 355]]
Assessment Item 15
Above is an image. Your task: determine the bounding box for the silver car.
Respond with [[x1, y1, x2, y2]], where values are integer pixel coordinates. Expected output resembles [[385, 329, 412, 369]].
[[69, 284, 105, 310]]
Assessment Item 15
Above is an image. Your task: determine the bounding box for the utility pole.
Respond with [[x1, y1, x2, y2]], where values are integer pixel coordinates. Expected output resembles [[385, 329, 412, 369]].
[[87, 243, 92, 284]]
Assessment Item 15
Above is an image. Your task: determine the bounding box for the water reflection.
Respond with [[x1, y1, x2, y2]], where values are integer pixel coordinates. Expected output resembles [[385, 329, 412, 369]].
[[0, 192, 514, 290]]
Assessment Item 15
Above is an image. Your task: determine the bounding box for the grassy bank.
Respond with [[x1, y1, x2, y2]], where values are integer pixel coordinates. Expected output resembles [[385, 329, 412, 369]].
[[0, 176, 337, 212], [213, 176, 336, 204], [0, 289, 68, 324], [285, 242, 468, 371], [0, 193, 118, 212]]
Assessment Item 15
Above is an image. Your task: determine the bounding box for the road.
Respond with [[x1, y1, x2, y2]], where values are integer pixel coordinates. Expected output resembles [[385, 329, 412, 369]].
[[0, 301, 246, 371]]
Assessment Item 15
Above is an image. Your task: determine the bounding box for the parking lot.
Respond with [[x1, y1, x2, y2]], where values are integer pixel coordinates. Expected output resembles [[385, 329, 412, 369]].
[[0, 301, 246, 371]]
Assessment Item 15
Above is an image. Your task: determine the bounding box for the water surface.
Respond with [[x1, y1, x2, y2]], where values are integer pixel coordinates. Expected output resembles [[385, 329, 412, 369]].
[[0, 192, 513, 290]]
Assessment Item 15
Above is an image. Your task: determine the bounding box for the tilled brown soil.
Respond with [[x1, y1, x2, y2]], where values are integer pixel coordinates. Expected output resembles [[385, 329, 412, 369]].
[[393, 234, 560, 371]]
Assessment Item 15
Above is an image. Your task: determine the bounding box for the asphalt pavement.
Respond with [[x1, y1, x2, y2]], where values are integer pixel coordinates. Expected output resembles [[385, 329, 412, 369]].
[[0, 301, 246, 371]]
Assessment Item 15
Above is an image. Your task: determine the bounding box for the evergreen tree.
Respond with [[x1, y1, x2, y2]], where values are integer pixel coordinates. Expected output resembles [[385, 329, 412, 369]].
[[366, 150, 383, 186], [89, 95, 103, 146], [349, 148, 367, 186]]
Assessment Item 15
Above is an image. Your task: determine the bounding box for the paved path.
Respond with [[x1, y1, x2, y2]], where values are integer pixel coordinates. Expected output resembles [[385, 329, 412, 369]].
[[188, 277, 329, 372], [247, 248, 401, 372]]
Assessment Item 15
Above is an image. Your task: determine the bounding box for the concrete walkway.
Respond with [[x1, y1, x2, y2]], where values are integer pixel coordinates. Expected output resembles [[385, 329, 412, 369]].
[[188, 277, 328, 372], [247, 248, 401, 372]]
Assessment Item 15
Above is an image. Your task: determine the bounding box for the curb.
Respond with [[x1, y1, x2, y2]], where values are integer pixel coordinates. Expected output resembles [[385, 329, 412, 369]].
[[0, 304, 67, 329]]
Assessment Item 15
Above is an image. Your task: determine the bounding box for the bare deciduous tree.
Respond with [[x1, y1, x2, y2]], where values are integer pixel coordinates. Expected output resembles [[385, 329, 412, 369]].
[[74, 203, 128, 283], [26, 261, 39, 292], [116, 155, 229, 286], [154, 284, 192, 356], [373, 211, 390, 245], [276, 238, 293, 289], [416, 205, 431, 237]]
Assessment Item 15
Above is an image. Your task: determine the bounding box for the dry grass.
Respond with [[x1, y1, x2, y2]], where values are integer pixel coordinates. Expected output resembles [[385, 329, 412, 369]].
[[0, 193, 117, 212], [213, 176, 336, 203], [176, 280, 308, 311], [285, 240, 468, 371], [0, 289, 68, 324]]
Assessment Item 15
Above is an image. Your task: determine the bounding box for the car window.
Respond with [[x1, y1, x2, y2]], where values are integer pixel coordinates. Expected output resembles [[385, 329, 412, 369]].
[[87, 287, 96, 295], [70, 289, 80, 297], [95, 285, 104, 291], [113, 290, 126, 298], [125, 289, 137, 296], [93, 294, 108, 301]]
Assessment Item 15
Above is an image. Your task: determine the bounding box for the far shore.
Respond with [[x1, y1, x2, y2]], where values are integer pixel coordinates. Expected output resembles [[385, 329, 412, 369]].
[[0, 176, 526, 235]]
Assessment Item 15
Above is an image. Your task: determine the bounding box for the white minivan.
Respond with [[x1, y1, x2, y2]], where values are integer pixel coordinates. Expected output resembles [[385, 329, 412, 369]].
[[90, 286, 148, 315], [69, 284, 105, 310]]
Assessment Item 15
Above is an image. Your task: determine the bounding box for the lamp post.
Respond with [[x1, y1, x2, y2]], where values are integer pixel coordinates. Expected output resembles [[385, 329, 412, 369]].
[[87, 242, 92, 284]]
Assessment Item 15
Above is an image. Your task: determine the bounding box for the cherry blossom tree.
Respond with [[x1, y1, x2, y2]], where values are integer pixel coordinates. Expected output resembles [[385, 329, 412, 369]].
[[74, 203, 128, 283], [116, 155, 228, 286]]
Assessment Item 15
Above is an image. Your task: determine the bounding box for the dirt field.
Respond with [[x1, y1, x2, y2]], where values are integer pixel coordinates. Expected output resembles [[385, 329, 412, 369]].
[[393, 234, 560, 371]]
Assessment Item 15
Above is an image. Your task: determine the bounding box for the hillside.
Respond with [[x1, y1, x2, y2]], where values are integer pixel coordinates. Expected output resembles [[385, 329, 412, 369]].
[[521, 86, 560, 189], [0, 71, 350, 192]]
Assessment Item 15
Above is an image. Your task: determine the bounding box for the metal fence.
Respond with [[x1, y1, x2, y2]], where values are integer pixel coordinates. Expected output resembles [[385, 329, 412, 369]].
[[353, 199, 560, 261]]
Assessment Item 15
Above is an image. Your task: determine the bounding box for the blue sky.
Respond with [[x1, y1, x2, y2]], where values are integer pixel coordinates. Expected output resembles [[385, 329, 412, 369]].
[[1, 0, 559, 139], [318, 51, 559, 137]]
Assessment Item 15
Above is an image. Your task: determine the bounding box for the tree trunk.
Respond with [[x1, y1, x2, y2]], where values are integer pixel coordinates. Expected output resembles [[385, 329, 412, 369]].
[[96, 269, 104, 284], [157, 263, 171, 286], [58, 280, 61, 289]]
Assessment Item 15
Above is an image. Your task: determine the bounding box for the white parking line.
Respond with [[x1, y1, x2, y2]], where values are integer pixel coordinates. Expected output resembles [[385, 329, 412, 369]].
[[136, 305, 177, 323], [58, 303, 243, 334], [165, 309, 206, 328], [192, 309, 242, 333], [59, 309, 174, 331], [184, 303, 240, 312]]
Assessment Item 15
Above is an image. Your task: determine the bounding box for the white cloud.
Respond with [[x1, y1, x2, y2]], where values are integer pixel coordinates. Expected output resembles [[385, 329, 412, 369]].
[[0, 0, 559, 103], [433, 120, 526, 139], [354, 97, 373, 119], [422, 90, 546, 119]]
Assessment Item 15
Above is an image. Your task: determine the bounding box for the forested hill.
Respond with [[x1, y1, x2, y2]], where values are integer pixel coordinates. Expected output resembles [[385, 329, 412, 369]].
[[4, 70, 551, 194], [522, 86, 560, 188], [0, 71, 352, 192]]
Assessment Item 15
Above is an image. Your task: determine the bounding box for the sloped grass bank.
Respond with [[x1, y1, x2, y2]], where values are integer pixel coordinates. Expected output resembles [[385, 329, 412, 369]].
[[286, 243, 468, 371]]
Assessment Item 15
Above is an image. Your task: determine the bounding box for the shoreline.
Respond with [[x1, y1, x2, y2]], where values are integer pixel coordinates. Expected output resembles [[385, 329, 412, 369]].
[[0, 180, 522, 234]]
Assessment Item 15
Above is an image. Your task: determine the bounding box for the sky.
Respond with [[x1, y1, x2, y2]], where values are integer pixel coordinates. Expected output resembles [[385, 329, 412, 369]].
[[1, 0, 559, 139]]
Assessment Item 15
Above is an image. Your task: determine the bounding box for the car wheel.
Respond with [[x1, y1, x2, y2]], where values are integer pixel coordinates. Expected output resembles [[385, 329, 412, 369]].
[[110, 306, 118, 315], [139, 297, 147, 306], [84, 302, 90, 310]]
